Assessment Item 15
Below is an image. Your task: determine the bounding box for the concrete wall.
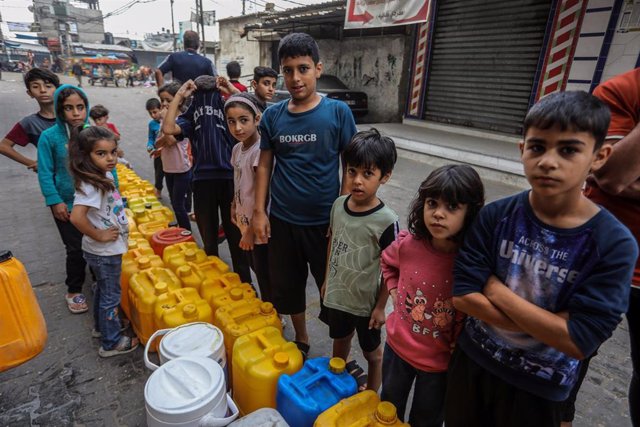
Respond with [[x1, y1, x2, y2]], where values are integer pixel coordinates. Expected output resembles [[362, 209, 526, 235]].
[[217, 15, 263, 86], [33, 0, 105, 44], [318, 34, 410, 123]]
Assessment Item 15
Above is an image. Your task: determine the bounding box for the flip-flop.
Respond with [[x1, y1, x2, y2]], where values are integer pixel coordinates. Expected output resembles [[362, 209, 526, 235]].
[[346, 360, 368, 391], [293, 341, 310, 361], [65, 294, 89, 314], [98, 336, 139, 358]]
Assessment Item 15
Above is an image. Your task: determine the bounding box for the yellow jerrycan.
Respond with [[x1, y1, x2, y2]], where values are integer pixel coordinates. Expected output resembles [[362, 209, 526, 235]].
[[215, 298, 282, 364], [129, 268, 182, 346], [162, 242, 208, 271], [138, 220, 171, 242], [124, 208, 138, 233], [232, 326, 303, 415], [127, 196, 161, 211], [155, 287, 214, 329], [174, 265, 207, 293], [210, 285, 256, 314], [133, 205, 175, 225], [314, 390, 409, 427], [121, 184, 156, 200], [200, 272, 243, 307], [121, 254, 165, 318], [0, 251, 47, 372], [127, 234, 152, 252]]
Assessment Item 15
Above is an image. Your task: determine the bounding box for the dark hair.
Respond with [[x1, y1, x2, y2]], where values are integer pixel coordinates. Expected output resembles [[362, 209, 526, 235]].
[[89, 104, 109, 120], [224, 92, 265, 117], [68, 125, 117, 193], [226, 61, 241, 79], [524, 91, 610, 150], [56, 87, 88, 123], [278, 32, 320, 64], [24, 67, 60, 89], [343, 128, 397, 177], [253, 66, 277, 82], [183, 30, 199, 50], [145, 98, 161, 111], [408, 165, 485, 243], [158, 81, 182, 97]]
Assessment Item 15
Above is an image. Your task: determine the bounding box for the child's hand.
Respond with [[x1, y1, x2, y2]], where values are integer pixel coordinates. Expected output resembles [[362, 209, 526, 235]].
[[369, 307, 386, 330], [177, 79, 197, 99], [239, 228, 254, 251], [216, 76, 230, 89], [98, 226, 120, 242], [50, 203, 69, 221], [483, 275, 509, 302], [253, 211, 270, 243]]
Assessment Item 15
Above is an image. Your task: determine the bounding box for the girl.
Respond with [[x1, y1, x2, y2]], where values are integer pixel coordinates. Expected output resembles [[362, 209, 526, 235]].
[[224, 93, 272, 301], [68, 126, 138, 357], [37, 85, 103, 314], [156, 82, 193, 230], [380, 164, 485, 426]]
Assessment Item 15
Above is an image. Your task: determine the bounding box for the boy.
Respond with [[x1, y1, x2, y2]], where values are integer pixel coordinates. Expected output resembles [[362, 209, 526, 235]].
[[161, 76, 251, 283], [146, 98, 164, 198], [226, 61, 247, 95], [251, 65, 278, 104], [446, 91, 638, 426], [321, 128, 398, 391], [90, 104, 121, 141], [253, 32, 357, 357], [0, 68, 60, 172]]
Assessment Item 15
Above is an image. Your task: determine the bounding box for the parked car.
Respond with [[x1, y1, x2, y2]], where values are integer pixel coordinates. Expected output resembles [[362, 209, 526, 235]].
[[270, 74, 368, 117]]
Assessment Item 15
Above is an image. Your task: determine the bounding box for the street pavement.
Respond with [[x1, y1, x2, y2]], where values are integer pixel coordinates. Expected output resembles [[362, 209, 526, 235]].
[[0, 72, 634, 426]]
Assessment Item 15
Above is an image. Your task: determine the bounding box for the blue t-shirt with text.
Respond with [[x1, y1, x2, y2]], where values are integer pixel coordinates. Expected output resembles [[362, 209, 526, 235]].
[[259, 97, 357, 225]]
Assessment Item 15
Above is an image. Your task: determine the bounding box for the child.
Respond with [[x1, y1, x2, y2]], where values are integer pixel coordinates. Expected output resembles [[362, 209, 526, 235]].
[[146, 98, 164, 199], [380, 164, 485, 426], [251, 66, 277, 104], [89, 104, 121, 141], [162, 76, 252, 283], [253, 32, 357, 357], [321, 128, 398, 391], [446, 91, 638, 427], [68, 125, 138, 357], [226, 61, 247, 96], [156, 82, 192, 230], [38, 85, 111, 314], [0, 68, 60, 172], [224, 93, 271, 301], [117, 148, 132, 169]]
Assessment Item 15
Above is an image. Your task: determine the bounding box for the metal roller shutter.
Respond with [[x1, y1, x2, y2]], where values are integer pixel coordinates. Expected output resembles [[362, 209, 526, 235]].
[[424, 0, 552, 135]]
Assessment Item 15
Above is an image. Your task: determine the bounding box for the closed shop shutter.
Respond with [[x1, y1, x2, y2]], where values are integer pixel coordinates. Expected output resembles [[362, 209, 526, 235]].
[[424, 0, 552, 135]]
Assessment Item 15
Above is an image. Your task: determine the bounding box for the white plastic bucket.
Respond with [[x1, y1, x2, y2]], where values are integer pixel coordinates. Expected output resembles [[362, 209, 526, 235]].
[[144, 322, 226, 373], [145, 356, 238, 427], [227, 408, 289, 426]]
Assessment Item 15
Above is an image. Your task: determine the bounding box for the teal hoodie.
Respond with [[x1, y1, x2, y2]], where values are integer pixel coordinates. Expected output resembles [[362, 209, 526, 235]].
[[37, 85, 118, 211]]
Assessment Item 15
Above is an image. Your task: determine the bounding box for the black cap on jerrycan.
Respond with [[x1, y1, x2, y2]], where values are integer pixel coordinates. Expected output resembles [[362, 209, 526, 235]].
[[0, 251, 13, 263]]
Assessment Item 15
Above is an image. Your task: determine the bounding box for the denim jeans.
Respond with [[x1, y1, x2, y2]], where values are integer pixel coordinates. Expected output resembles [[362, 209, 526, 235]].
[[381, 343, 447, 427], [83, 251, 123, 350], [165, 170, 192, 231]]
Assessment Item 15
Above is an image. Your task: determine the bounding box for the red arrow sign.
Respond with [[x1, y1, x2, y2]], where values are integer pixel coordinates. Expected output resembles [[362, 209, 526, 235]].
[[347, 0, 374, 24]]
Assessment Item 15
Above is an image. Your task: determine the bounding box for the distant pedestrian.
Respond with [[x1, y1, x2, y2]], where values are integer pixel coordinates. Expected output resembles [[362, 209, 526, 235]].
[[145, 98, 164, 199], [154, 31, 216, 87], [89, 105, 121, 142], [223, 61, 246, 100], [72, 62, 83, 87], [68, 125, 138, 357]]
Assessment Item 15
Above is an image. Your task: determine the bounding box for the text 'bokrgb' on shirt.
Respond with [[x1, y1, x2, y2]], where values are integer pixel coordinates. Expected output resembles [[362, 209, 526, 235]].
[[259, 97, 357, 226], [177, 89, 234, 181], [453, 190, 638, 401]]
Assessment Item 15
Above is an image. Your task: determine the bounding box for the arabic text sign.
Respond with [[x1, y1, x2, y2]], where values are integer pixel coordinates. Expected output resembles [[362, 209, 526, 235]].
[[344, 0, 429, 29]]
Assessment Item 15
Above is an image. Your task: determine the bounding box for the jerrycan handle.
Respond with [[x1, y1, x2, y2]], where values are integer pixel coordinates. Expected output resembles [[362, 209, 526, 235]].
[[143, 328, 172, 371]]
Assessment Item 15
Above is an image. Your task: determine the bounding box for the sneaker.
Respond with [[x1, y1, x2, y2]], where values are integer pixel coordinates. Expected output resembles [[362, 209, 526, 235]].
[[98, 336, 139, 358]]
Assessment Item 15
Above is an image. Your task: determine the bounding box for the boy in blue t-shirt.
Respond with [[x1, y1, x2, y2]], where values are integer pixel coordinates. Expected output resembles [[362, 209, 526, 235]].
[[253, 32, 357, 357], [145, 98, 163, 198], [446, 91, 638, 426]]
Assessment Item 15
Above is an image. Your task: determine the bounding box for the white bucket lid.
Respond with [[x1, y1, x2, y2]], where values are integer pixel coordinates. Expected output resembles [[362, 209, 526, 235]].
[[145, 356, 227, 423], [159, 323, 224, 361]]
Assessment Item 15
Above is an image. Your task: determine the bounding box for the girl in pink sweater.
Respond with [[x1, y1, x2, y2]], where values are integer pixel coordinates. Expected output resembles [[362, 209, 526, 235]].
[[380, 164, 484, 426]]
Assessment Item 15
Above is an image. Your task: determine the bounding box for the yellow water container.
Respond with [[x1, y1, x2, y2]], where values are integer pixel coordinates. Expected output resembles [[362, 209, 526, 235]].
[[210, 285, 256, 314], [200, 272, 243, 308], [191, 257, 230, 281], [121, 184, 156, 200], [314, 390, 409, 427], [124, 208, 138, 233], [163, 242, 208, 270], [138, 220, 171, 242], [232, 326, 303, 415], [121, 253, 165, 318], [174, 264, 207, 293], [129, 268, 182, 346], [127, 233, 152, 252], [215, 298, 281, 363], [0, 251, 47, 372], [155, 287, 214, 329], [128, 196, 162, 211], [133, 205, 175, 225]]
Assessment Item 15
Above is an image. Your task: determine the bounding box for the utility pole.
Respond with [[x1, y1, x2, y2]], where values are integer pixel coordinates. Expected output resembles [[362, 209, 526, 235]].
[[242, 0, 246, 15], [170, 0, 176, 51], [198, 0, 205, 56]]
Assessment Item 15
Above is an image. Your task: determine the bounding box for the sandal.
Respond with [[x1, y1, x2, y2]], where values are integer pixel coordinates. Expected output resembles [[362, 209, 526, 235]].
[[98, 336, 139, 358], [65, 294, 89, 314], [346, 360, 368, 391], [91, 318, 131, 338], [293, 341, 310, 361]]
